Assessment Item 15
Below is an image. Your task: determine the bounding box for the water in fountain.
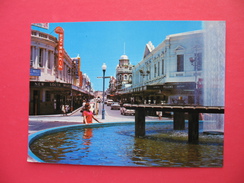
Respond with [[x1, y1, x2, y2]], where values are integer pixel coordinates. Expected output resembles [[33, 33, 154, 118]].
[[203, 21, 226, 133], [29, 122, 224, 167]]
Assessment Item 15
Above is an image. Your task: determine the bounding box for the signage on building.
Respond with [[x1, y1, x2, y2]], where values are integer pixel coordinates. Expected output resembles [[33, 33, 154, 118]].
[[55, 27, 64, 71], [147, 82, 195, 91], [162, 82, 196, 90], [30, 81, 71, 88], [32, 23, 49, 29], [30, 68, 41, 76]]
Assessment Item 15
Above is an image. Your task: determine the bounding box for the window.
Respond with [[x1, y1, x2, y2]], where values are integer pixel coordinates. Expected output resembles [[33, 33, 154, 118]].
[[128, 75, 132, 83], [177, 55, 184, 72], [158, 62, 160, 76], [38, 48, 43, 67], [48, 51, 52, 69], [124, 75, 127, 80], [154, 64, 156, 77], [162, 59, 164, 75]]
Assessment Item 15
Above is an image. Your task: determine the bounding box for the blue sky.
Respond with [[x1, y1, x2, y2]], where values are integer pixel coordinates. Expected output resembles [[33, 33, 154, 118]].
[[31, 21, 202, 91]]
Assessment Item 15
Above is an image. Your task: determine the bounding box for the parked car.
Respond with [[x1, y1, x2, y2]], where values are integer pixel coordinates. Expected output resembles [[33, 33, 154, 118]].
[[111, 102, 120, 110], [107, 99, 113, 106], [120, 104, 135, 115]]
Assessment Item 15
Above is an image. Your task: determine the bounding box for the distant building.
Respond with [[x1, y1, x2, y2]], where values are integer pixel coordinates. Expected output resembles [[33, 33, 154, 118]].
[[93, 91, 103, 102], [116, 55, 133, 90], [107, 76, 116, 97]]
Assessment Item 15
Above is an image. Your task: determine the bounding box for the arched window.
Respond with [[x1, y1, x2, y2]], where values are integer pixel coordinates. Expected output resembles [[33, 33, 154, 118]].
[[128, 75, 132, 83]]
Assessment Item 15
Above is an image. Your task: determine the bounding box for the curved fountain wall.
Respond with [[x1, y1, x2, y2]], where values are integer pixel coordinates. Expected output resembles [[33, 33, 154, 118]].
[[203, 21, 226, 132], [28, 122, 135, 162]]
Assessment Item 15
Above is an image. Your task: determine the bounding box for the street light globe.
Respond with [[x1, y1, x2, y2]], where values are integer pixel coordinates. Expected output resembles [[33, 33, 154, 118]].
[[102, 63, 107, 71]]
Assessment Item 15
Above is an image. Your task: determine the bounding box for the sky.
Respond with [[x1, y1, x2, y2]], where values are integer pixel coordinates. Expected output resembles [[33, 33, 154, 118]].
[[31, 21, 203, 91]]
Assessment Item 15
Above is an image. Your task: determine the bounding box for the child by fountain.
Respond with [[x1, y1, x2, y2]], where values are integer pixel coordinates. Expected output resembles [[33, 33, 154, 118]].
[[83, 103, 102, 124]]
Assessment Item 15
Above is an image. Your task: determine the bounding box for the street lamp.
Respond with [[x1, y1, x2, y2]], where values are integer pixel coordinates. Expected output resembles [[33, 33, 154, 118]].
[[139, 69, 150, 77], [139, 69, 150, 104], [189, 55, 198, 105], [102, 63, 107, 119]]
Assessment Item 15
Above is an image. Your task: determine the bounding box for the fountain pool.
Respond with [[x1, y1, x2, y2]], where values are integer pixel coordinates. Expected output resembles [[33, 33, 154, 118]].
[[29, 122, 223, 167]]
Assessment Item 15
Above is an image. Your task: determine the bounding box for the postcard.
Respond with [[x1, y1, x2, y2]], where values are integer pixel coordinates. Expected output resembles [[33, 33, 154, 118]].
[[28, 20, 225, 167]]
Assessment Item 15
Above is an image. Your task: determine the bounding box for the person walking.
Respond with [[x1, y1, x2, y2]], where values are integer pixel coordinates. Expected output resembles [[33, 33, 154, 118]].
[[83, 103, 102, 124], [61, 104, 66, 116]]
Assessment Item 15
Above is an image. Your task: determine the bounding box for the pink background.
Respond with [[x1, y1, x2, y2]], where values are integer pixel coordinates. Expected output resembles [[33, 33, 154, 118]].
[[1, 0, 244, 182]]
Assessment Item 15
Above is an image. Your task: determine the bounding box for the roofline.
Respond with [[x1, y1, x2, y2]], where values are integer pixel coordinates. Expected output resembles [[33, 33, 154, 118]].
[[166, 30, 203, 39]]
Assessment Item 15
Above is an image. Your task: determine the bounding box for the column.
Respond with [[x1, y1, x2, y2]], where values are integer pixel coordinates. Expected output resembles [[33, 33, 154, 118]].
[[188, 111, 199, 144], [44, 48, 48, 74], [135, 107, 146, 137], [34, 46, 39, 69], [173, 112, 185, 130]]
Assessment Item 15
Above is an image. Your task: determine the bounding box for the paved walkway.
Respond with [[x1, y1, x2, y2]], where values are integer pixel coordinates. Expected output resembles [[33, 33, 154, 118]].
[[29, 107, 134, 123], [28, 107, 172, 134]]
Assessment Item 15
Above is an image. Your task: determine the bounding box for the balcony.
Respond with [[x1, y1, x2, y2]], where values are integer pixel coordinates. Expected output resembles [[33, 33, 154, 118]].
[[31, 30, 57, 43], [116, 68, 132, 73]]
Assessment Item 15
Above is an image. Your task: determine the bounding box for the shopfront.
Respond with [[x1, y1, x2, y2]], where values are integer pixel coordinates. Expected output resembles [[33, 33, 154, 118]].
[[29, 81, 90, 115]]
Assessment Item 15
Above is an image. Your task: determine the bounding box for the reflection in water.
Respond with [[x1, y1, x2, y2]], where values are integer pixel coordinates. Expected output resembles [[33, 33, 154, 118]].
[[80, 128, 93, 160], [187, 144, 201, 167], [82, 128, 93, 147], [30, 123, 223, 167], [131, 132, 223, 167]]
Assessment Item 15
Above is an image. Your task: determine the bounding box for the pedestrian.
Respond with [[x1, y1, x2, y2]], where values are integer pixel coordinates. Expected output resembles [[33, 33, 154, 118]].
[[61, 104, 66, 116], [156, 111, 162, 120], [65, 105, 70, 115], [83, 103, 102, 124]]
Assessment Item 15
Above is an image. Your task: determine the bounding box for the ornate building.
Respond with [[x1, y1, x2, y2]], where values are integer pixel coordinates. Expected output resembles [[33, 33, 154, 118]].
[[29, 29, 94, 115], [115, 55, 133, 90]]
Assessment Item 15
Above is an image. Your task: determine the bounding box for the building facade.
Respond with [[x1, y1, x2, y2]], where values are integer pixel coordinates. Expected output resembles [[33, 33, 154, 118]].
[[116, 55, 133, 90], [117, 30, 203, 105], [29, 29, 94, 115], [112, 55, 134, 102]]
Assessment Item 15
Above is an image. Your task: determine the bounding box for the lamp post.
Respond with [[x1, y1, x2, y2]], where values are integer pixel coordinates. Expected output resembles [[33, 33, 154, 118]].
[[189, 54, 198, 105], [139, 69, 150, 104], [102, 63, 107, 119]]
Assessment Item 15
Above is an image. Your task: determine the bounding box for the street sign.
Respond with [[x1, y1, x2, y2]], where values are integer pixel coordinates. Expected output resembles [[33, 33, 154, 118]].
[[97, 76, 111, 78], [30, 68, 41, 76]]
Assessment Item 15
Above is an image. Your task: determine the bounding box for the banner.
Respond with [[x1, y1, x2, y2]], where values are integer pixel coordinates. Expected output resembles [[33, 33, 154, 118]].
[[55, 27, 64, 70], [79, 71, 83, 87], [30, 81, 71, 88]]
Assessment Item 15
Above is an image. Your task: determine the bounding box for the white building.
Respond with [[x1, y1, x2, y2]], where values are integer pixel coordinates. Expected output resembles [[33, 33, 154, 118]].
[[121, 30, 203, 105], [29, 29, 94, 115]]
